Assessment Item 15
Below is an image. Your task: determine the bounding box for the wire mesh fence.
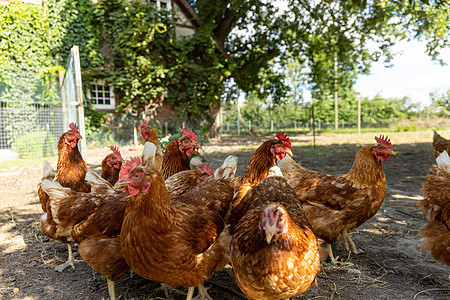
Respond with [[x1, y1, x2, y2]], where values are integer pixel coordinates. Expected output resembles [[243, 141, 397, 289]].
[[0, 99, 64, 166]]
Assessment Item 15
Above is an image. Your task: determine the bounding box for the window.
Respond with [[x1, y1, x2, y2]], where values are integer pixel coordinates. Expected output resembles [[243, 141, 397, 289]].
[[87, 81, 115, 110], [148, 0, 171, 10]]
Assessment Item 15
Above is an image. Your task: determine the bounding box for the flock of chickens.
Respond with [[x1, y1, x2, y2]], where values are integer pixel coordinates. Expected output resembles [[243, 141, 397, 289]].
[[36, 122, 450, 300]]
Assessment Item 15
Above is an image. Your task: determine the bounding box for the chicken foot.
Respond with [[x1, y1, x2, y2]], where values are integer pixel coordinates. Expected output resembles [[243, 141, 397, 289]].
[[186, 284, 213, 300], [343, 234, 363, 254], [159, 283, 187, 300]]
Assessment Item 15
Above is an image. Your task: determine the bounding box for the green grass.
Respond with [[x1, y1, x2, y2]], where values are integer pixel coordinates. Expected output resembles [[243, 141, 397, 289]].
[[0, 156, 57, 169]]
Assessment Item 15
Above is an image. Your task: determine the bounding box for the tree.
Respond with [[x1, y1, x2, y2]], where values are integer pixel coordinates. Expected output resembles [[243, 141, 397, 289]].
[[429, 89, 450, 117], [189, 0, 449, 112]]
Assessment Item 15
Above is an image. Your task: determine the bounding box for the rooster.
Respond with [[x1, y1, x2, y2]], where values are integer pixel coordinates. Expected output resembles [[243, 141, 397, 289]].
[[433, 130, 450, 159], [37, 122, 90, 268], [40, 169, 130, 300], [230, 166, 321, 300], [116, 155, 237, 300], [140, 121, 163, 170], [417, 150, 450, 265], [278, 135, 396, 262], [232, 131, 292, 212], [101, 145, 124, 185], [160, 126, 201, 179]]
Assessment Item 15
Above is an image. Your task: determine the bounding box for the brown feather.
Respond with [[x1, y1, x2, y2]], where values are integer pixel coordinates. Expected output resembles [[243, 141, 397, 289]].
[[418, 159, 450, 265], [433, 130, 450, 159], [279, 144, 389, 244], [230, 176, 321, 300], [120, 166, 233, 288], [101, 153, 121, 186], [161, 137, 191, 179]]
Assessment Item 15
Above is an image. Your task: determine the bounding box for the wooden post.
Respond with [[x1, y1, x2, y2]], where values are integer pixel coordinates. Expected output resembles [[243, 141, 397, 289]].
[[237, 103, 240, 136], [334, 51, 338, 130], [311, 104, 316, 150], [219, 107, 223, 135], [59, 70, 68, 132], [357, 98, 361, 134], [72, 45, 86, 159]]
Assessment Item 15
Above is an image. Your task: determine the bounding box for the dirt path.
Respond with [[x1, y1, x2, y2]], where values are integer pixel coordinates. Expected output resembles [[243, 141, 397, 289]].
[[0, 130, 449, 299]]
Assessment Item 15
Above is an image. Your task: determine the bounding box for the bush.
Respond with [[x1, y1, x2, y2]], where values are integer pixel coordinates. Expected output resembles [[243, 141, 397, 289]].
[[11, 130, 58, 159]]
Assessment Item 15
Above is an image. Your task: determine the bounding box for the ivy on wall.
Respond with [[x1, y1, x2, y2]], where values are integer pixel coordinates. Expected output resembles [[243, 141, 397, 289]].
[[0, 0, 229, 128]]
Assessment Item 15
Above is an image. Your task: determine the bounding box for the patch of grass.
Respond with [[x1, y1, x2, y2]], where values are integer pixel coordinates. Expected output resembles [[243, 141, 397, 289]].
[[0, 156, 57, 169]]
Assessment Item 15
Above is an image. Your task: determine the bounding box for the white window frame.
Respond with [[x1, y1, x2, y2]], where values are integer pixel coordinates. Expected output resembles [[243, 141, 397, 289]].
[[87, 80, 116, 110], [148, 0, 171, 10]]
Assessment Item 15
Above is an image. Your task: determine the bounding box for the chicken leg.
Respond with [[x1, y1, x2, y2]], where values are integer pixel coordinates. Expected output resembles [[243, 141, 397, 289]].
[[67, 243, 75, 268], [343, 233, 363, 254], [107, 279, 115, 300], [326, 242, 338, 263]]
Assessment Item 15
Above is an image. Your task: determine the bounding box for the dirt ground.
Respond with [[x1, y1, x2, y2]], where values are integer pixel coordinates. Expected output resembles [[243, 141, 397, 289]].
[[0, 130, 449, 300]]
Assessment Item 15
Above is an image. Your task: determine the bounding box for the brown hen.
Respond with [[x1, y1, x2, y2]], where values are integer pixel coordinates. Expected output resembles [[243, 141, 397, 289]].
[[41, 170, 131, 300], [117, 155, 237, 300], [433, 130, 450, 159], [230, 167, 321, 300], [38, 122, 90, 268], [278, 135, 396, 261], [101, 145, 124, 185], [417, 150, 450, 265], [232, 131, 292, 212], [160, 126, 200, 179], [140, 121, 163, 170]]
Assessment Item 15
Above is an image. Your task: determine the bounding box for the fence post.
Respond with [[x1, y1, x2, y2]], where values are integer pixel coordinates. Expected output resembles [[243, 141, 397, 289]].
[[357, 98, 361, 134], [227, 121, 229, 131], [341, 119, 344, 129], [248, 120, 251, 132], [219, 107, 223, 135], [318, 119, 321, 130], [294, 120, 297, 131], [182, 121, 186, 129], [237, 103, 240, 136], [72, 45, 86, 159], [59, 71, 68, 132], [271, 120, 274, 131]]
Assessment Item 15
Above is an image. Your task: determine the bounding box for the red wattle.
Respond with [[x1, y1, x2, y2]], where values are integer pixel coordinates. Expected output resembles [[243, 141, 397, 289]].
[[185, 147, 195, 156]]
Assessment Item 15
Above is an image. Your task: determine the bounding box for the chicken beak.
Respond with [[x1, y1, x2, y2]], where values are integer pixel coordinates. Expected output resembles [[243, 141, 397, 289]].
[[265, 231, 275, 245], [388, 150, 396, 156], [114, 177, 129, 189], [193, 143, 201, 149], [75, 134, 82, 140], [264, 223, 278, 244], [286, 149, 293, 157]]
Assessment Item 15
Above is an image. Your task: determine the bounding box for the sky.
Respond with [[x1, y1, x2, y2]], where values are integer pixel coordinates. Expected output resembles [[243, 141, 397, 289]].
[[354, 40, 450, 107]]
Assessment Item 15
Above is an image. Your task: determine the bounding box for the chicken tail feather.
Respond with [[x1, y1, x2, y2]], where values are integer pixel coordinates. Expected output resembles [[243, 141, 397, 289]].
[[436, 150, 450, 172], [42, 160, 55, 179], [214, 155, 238, 181], [142, 141, 157, 168], [40, 180, 73, 224], [85, 169, 115, 194]]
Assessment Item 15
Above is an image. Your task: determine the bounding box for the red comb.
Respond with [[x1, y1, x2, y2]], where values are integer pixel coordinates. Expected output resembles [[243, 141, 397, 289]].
[[110, 145, 123, 159], [276, 131, 291, 149], [119, 157, 141, 179], [201, 163, 213, 176], [182, 126, 198, 143], [375, 135, 393, 150], [69, 123, 80, 135], [140, 121, 148, 131]]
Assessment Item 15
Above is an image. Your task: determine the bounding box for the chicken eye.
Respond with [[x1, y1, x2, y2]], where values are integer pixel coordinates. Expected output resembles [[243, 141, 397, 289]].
[[134, 173, 140, 178], [184, 140, 190, 144]]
